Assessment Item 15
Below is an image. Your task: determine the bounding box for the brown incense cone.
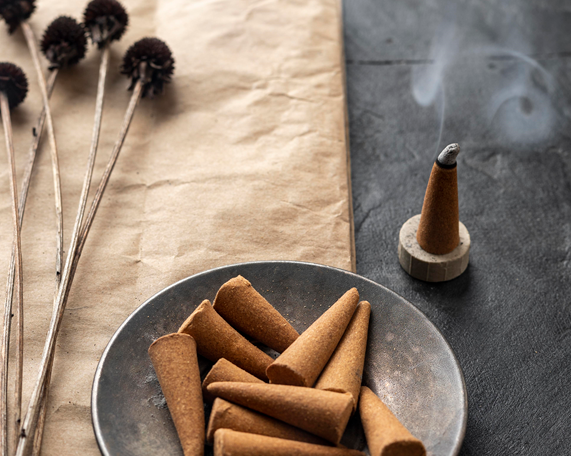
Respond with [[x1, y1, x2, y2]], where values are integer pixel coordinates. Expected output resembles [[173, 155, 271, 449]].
[[178, 300, 273, 380], [213, 276, 299, 352], [206, 382, 353, 444], [416, 144, 460, 255], [315, 301, 371, 412], [202, 358, 264, 403], [359, 387, 426, 456], [206, 398, 329, 446], [148, 333, 204, 456], [266, 288, 359, 387], [213, 429, 365, 456], [398, 144, 470, 282]]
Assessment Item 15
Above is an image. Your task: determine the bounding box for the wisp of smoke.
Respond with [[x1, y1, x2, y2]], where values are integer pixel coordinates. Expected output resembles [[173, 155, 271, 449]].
[[410, 13, 557, 150]]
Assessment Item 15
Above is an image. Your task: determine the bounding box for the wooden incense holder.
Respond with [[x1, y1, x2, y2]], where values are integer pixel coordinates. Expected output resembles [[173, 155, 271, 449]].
[[398, 144, 470, 282]]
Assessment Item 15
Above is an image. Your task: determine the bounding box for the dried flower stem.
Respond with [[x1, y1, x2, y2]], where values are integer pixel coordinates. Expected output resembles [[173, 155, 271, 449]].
[[0, 68, 58, 456], [30, 45, 110, 456], [0, 92, 24, 456], [16, 55, 141, 456], [60, 72, 143, 301], [20, 21, 64, 283]]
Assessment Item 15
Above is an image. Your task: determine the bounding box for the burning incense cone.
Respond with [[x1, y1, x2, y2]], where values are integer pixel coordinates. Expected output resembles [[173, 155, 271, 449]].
[[148, 333, 204, 456], [213, 429, 365, 456], [266, 288, 359, 387], [212, 276, 299, 353], [207, 382, 353, 444], [359, 387, 425, 456], [417, 143, 461, 254], [202, 358, 263, 403], [315, 301, 371, 412], [398, 144, 470, 282], [206, 398, 329, 446], [179, 300, 273, 380]]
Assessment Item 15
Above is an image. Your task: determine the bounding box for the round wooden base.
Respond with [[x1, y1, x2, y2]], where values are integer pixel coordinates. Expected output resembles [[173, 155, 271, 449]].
[[398, 214, 470, 282]]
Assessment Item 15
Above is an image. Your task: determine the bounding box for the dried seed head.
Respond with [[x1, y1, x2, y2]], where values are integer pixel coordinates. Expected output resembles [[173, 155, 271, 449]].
[[83, 0, 128, 49], [0, 0, 35, 34], [0, 62, 28, 109], [41, 16, 88, 70], [121, 37, 174, 98]]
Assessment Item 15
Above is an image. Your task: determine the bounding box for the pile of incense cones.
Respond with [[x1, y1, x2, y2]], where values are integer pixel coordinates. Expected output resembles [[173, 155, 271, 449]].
[[0, 1, 175, 454], [150, 276, 427, 455]]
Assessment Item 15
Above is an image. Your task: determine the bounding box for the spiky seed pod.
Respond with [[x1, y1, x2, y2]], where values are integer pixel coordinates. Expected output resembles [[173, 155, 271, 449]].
[[0, 62, 28, 109], [40, 16, 88, 70], [83, 0, 128, 49], [121, 37, 174, 98], [0, 0, 35, 34]]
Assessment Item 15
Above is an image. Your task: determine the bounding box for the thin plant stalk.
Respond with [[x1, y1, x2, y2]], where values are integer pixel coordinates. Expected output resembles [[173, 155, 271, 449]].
[[0, 93, 24, 456], [0, 68, 58, 456], [16, 68, 144, 456], [30, 45, 110, 456], [20, 21, 64, 283], [15, 22, 63, 456]]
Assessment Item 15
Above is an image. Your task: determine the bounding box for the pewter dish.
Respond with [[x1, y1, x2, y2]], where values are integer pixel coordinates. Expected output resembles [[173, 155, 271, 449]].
[[92, 261, 467, 456]]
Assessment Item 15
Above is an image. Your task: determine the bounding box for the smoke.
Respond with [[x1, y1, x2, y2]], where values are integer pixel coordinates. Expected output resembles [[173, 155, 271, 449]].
[[410, 7, 557, 150], [485, 48, 555, 144]]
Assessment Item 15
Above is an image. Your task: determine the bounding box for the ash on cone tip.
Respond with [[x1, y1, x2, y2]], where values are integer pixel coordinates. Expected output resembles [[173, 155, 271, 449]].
[[437, 143, 460, 166]]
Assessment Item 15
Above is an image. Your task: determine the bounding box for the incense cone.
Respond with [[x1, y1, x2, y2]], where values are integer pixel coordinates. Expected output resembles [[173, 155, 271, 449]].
[[148, 333, 204, 456], [206, 382, 353, 444], [417, 144, 460, 254], [359, 387, 426, 456], [206, 398, 329, 446], [398, 144, 470, 282], [212, 276, 299, 352], [266, 288, 359, 387], [213, 430, 365, 456], [178, 300, 273, 380], [202, 358, 264, 403], [315, 301, 371, 412]]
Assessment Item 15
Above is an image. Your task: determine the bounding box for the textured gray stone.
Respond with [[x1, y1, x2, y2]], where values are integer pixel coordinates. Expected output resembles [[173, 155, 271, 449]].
[[345, 0, 571, 454]]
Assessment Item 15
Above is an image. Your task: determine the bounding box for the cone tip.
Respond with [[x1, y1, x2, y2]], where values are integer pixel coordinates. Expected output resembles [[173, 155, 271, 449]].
[[437, 143, 460, 166]]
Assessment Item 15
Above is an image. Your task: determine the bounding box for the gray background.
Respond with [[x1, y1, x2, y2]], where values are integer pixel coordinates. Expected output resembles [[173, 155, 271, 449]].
[[344, 0, 571, 454]]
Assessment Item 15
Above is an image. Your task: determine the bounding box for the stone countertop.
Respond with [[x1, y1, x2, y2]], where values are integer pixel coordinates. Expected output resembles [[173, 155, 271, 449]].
[[344, 1, 571, 454]]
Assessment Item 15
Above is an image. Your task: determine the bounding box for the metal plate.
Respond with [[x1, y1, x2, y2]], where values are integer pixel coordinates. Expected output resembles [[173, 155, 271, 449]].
[[92, 261, 467, 456]]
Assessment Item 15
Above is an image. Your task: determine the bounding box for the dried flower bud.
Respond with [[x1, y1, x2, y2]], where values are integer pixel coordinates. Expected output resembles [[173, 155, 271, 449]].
[[0, 0, 35, 34], [121, 37, 174, 98], [41, 16, 88, 70], [83, 0, 128, 49], [0, 62, 28, 109]]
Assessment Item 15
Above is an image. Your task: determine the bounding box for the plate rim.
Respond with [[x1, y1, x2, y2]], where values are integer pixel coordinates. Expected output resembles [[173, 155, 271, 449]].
[[91, 260, 468, 456]]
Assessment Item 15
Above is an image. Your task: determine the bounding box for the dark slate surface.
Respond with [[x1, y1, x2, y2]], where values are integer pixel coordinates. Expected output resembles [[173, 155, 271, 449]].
[[343, 1, 571, 455]]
